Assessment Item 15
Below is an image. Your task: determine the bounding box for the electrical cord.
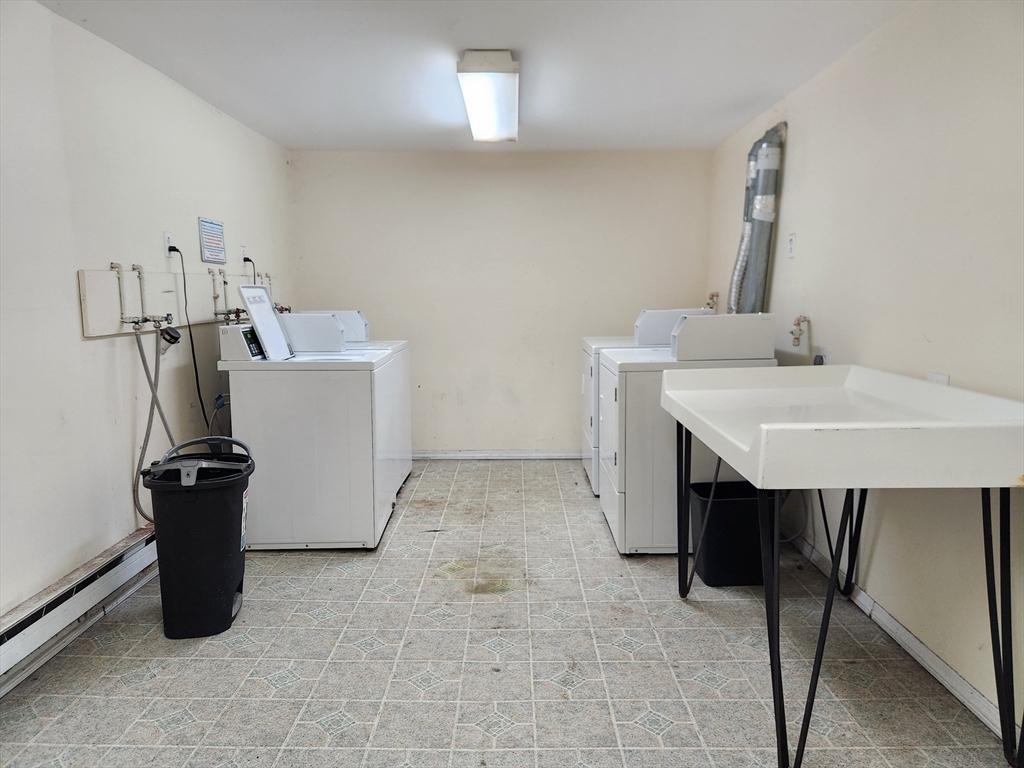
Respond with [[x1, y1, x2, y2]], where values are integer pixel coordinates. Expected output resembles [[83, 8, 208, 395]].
[[171, 246, 210, 428], [243, 256, 256, 283], [209, 393, 231, 437], [778, 489, 809, 544]]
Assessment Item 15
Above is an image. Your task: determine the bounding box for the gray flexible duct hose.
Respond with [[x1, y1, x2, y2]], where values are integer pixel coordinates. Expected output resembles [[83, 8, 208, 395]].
[[727, 122, 787, 314], [133, 331, 176, 523]]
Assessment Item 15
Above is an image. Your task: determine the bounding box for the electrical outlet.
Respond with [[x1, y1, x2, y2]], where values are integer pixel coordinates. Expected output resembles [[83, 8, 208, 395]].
[[240, 245, 247, 260], [811, 345, 831, 366], [163, 231, 174, 256], [786, 232, 797, 259]]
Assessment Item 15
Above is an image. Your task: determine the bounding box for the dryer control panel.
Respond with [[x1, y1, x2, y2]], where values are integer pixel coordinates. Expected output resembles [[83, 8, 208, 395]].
[[219, 324, 266, 361]]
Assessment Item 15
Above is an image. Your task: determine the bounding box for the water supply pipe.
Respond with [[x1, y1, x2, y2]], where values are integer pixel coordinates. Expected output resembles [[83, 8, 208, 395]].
[[209, 268, 221, 317], [131, 264, 147, 320], [110, 262, 139, 326]]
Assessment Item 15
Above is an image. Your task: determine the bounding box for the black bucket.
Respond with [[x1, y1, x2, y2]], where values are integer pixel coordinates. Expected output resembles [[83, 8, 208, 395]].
[[690, 480, 766, 587], [142, 437, 254, 639]]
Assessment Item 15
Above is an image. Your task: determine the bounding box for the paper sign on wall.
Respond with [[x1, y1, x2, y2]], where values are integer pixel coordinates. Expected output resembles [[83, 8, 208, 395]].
[[198, 217, 226, 264]]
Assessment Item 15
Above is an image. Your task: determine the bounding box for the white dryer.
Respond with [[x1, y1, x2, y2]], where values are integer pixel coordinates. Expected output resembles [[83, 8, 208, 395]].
[[597, 314, 776, 554], [582, 336, 633, 494], [581, 308, 710, 495]]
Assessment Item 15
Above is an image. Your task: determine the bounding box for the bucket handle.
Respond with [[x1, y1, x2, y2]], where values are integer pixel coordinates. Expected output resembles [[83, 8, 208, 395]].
[[159, 436, 253, 464], [158, 458, 251, 487]]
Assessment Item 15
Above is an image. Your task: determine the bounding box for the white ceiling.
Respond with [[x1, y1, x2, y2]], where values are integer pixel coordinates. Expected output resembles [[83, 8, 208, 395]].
[[41, 0, 909, 151]]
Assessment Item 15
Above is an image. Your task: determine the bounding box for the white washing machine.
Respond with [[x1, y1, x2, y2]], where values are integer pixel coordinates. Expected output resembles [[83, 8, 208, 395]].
[[597, 314, 777, 554], [582, 308, 711, 495], [218, 290, 412, 549]]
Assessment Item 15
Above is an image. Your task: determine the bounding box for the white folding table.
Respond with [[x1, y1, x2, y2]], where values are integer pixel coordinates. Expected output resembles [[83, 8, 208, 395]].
[[660, 364, 1024, 768]]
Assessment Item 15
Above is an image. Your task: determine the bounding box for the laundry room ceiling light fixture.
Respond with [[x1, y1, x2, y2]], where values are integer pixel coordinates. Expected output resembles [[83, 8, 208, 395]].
[[457, 49, 519, 142]]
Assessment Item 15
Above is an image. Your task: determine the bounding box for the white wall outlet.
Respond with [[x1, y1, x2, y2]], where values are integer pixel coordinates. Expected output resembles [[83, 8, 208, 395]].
[[240, 245, 247, 260], [811, 345, 831, 365], [927, 371, 951, 386], [163, 231, 173, 255], [786, 232, 797, 259]]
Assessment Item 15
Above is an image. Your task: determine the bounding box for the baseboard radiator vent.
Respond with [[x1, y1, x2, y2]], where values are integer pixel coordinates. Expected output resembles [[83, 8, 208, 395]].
[[0, 527, 158, 695]]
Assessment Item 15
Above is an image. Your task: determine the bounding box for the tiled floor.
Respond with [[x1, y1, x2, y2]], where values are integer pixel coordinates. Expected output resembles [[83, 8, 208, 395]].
[[0, 460, 1004, 768]]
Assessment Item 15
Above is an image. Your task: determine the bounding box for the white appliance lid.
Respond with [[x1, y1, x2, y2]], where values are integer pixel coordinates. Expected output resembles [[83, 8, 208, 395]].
[[238, 284, 292, 361]]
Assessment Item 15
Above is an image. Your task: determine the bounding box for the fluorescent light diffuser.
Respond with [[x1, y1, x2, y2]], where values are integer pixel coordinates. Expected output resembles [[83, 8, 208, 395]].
[[457, 50, 519, 142]]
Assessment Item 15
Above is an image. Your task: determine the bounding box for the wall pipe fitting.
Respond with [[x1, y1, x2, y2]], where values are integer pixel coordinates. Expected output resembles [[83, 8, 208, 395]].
[[790, 314, 810, 347], [131, 264, 147, 321], [209, 268, 221, 317], [110, 262, 137, 326], [727, 122, 787, 314], [129, 264, 172, 327], [214, 269, 235, 322]]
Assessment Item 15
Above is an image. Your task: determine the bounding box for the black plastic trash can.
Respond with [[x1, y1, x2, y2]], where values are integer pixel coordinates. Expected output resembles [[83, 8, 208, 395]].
[[142, 437, 254, 639], [690, 481, 767, 587]]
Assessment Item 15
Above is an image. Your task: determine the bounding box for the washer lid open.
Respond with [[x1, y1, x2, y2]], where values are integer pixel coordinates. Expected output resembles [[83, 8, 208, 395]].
[[238, 284, 292, 361]]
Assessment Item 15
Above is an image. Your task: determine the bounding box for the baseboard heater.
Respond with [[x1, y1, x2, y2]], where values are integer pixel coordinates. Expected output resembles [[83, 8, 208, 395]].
[[0, 527, 158, 692]]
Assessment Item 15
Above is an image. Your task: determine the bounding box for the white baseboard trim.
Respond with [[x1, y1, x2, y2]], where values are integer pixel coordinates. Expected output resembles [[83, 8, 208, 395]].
[[413, 450, 583, 460], [792, 535, 1006, 739], [869, 598, 1007, 738]]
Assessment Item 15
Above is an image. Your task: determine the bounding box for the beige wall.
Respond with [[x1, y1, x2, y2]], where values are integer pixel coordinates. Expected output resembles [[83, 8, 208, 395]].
[[289, 150, 711, 453], [704, 0, 1023, 716], [0, 1, 292, 613]]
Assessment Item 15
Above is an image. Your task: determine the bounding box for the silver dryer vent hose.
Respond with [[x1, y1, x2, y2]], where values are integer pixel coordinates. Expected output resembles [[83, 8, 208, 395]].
[[727, 122, 787, 315]]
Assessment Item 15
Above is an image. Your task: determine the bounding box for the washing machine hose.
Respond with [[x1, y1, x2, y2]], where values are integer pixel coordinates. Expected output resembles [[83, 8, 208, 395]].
[[133, 330, 176, 523]]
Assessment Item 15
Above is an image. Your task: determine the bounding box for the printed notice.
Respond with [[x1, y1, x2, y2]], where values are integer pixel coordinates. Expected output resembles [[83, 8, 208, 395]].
[[198, 217, 226, 264]]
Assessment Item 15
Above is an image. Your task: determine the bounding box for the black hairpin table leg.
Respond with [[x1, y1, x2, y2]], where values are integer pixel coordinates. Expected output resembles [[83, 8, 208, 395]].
[[982, 487, 1022, 767], [816, 488, 868, 598], [839, 489, 867, 597], [792, 489, 854, 766], [757, 488, 856, 768], [758, 488, 790, 766], [684, 474, 1019, 767], [677, 424, 692, 598]]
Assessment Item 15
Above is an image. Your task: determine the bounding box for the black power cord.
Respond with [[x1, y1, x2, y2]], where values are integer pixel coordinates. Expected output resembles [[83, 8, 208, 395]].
[[170, 245, 210, 428], [243, 256, 256, 283]]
